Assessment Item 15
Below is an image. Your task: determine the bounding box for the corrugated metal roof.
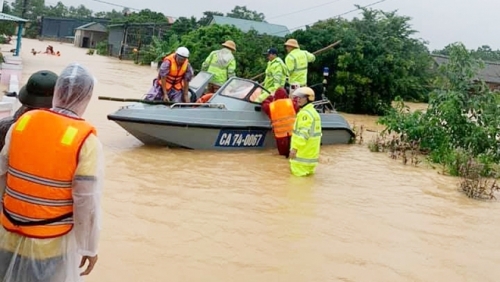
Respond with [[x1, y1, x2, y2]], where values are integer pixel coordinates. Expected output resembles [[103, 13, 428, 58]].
[[0, 13, 28, 22], [210, 16, 289, 37], [432, 54, 500, 84], [75, 22, 107, 33]]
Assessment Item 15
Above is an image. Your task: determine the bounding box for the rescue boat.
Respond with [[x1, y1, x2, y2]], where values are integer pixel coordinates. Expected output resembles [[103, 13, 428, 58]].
[[105, 71, 355, 150]]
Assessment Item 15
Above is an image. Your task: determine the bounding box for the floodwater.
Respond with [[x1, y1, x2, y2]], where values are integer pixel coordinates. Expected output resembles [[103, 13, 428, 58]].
[[5, 39, 500, 281]]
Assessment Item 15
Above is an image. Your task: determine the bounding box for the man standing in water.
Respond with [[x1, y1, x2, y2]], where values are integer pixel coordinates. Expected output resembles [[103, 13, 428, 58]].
[[0, 70, 58, 150], [0, 63, 104, 281], [289, 87, 322, 176], [145, 46, 194, 103]]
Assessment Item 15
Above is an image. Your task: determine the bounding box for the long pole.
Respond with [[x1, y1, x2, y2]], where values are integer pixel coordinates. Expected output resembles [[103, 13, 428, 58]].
[[249, 40, 342, 81]]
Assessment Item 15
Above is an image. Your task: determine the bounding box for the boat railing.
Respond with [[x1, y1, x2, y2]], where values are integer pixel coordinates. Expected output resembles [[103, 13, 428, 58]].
[[312, 98, 336, 113], [170, 103, 227, 109]]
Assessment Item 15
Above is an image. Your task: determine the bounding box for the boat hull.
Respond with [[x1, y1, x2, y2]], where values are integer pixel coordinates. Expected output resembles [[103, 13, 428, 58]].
[[108, 105, 355, 150]]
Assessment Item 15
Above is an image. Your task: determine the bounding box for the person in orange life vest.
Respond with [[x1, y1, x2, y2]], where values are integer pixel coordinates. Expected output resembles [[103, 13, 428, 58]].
[[0, 70, 58, 151], [262, 87, 300, 158], [0, 63, 104, 282], [144, 46, 194, 103]]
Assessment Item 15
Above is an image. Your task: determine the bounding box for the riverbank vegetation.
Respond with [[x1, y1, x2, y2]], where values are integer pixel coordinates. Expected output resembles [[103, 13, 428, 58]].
[[369, 42, 500, 199]]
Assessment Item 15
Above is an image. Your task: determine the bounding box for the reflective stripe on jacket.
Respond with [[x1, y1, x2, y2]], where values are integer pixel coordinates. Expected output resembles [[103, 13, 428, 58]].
[[263, 57, 289, 93], [269, 98, 296, 138], [285, 49, 315, 86], [157, 53, 188, 91], [2, 109, 96, 239], [201, 48, 236, 86], [290, 103, 322, 165]]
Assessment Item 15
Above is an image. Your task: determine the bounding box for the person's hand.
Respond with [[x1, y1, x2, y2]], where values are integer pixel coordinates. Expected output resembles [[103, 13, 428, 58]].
[[163, 94, 170, 102], [289, 149, 297, 159], [80, 255, 98, 276]]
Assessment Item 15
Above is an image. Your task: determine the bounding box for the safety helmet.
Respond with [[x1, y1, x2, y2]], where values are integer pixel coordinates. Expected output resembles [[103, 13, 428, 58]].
[[292, 87, 315, 102], [176, 46, 189, 58]]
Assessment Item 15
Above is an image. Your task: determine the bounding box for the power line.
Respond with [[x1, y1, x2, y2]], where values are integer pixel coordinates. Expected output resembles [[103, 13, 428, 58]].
[[271, 0, 388, 36], [267, 0, 346, 20], [91, 0, 140, 11]]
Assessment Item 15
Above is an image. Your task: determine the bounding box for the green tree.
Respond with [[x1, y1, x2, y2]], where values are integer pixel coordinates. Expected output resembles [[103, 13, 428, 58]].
[[433, 44, 500, 62], [291, 6, 433, 114], [198, 11, 223, 26], [226, 5, 265, 22], [378, 42, 500, 176]]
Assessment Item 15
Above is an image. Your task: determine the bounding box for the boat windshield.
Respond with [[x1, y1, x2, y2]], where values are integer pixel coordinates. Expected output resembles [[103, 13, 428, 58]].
[[220, 79, 264, 101]]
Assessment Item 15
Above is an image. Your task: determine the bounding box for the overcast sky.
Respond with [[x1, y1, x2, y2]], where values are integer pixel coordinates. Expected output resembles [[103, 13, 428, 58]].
[[49, 0, 499, 51]]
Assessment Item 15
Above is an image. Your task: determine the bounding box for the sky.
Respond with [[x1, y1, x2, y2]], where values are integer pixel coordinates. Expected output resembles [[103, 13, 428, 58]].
[[44, 0, 499, 51]]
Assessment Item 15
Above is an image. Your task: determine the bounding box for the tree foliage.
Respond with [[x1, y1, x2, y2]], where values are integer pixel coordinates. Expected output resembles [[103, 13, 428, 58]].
[[291, 7, 433, 114], [378, 42, 500, 177], [226, 5, 265, 22], [433, 44, 500, 62]]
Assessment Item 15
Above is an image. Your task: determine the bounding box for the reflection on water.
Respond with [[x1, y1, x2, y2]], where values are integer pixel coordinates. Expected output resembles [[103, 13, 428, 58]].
[[7, 39, 500, 282]]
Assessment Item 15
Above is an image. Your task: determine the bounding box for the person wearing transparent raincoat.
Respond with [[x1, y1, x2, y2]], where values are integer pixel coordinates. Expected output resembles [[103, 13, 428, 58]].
[[0, 62, 104, 282]]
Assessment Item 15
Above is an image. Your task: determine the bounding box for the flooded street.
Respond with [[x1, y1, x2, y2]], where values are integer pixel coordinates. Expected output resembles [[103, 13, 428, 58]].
[[7, 39, 500, 281]]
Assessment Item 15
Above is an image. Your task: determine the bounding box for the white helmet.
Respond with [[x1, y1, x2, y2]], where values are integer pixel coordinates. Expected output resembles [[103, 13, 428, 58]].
[[176, 46, 189, 58]]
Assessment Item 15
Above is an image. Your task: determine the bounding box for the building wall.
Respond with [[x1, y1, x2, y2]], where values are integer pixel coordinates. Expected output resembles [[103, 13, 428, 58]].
[[74, 29, 83, 47], [40, 17, 109, 39], [106, 23, 172, 59], [108, 27, 125, 57]]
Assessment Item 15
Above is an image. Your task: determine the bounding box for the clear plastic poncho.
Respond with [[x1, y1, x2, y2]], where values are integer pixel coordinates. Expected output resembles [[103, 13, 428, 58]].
[[0, 62, 104, 282]]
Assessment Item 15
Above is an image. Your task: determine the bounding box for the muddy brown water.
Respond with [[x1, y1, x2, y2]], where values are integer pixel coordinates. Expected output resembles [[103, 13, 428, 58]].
[[3, 39, 500, 282]]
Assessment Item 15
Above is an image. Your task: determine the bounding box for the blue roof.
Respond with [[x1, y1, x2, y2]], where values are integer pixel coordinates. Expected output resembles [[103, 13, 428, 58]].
[[210, 16, 289, 37], [0, 13, 28, 22]]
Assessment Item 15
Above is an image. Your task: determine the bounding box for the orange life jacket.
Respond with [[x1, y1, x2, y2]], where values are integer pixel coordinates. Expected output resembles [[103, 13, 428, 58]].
[[2, 109, 96, 239], [196, 93, 213, 103], [157, 53, 189, 91], [269, 98, 296, 138]]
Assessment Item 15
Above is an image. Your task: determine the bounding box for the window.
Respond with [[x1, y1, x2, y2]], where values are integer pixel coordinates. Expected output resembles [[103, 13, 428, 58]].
[[220, 79, 256, 99], [219, 78, 269, 103]]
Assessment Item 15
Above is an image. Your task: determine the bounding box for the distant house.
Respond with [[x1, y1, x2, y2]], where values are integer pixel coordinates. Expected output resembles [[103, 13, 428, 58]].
[[210, 15, 290, 37], [107, 22, 172, 59], [39, 16, 109, 40], [432, 54, 500, 91], [74, 22, 107, 48]]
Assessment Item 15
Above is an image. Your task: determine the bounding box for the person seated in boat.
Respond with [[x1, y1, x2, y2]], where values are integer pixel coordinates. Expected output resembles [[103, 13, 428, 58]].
[[261, 87, 300, 158], [144, 47, 194, 103]]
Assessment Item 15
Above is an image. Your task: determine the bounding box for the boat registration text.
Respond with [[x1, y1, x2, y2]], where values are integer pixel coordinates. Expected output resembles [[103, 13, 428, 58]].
[[215, 130, 266, 147]]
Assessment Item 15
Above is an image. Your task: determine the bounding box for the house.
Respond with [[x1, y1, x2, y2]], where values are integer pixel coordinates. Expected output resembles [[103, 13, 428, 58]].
[[107, 22, 172, 59], [210, 15, 290, 37], [431, 54, 500, 91], [74, 22, 107, 48], [39, 16, 109, 40]]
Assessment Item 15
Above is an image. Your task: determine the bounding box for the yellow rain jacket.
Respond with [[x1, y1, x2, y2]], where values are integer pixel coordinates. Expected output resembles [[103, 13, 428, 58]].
[[290, 103, 322, 176], [201, 48, 236, 86], [285, 48, 315, 86]]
